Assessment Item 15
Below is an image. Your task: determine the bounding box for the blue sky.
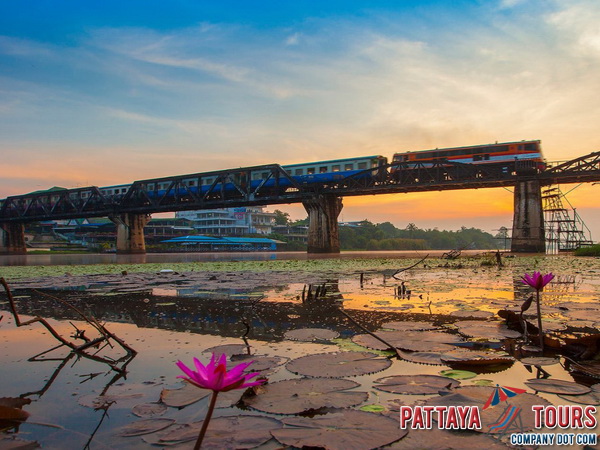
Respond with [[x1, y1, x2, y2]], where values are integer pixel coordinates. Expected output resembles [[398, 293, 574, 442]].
[[2, 0, 600, 236]]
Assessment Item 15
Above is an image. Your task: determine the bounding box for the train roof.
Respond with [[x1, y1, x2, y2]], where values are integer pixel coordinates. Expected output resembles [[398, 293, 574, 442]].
[[282, 155, 385, 168], [395, 140, 541, 154]]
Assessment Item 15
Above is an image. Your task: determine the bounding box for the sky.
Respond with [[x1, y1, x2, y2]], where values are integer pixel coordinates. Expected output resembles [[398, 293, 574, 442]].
[[1, 0, 600, 239]]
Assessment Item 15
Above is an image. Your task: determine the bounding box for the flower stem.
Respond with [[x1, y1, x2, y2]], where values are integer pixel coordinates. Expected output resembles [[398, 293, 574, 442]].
[[194, 391, 219, 450], [536, 290, 544, 352]]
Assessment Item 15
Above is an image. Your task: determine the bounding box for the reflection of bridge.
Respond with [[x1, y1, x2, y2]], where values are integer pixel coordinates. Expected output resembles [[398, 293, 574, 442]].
[[1, 151, 599, 254], [4, 291, 430, 341]]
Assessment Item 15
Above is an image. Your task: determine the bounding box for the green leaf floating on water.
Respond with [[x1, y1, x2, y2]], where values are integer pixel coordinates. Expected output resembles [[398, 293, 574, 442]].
[[360, 404, 386, 412], [439, 369, 477, 380]]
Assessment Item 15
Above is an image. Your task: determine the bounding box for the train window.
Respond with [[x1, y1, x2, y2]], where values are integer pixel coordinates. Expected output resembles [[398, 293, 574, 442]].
[[189, 180, 196, 186], [252, 173, 261, 181], [262, 172, 269, 179], [319, 166, 328, 173], [332, 165, 341, 172], [524, 143, 536, 151], [344, 163, 353, 171], [294, 168, 304, 175], [307, 167, 315, 175], [473, 155, 482, 161], [358, 162, 367, 170]]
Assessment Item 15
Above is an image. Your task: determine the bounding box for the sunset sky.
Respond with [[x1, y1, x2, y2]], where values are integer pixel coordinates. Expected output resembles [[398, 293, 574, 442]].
[[1, 0, 599, 239]]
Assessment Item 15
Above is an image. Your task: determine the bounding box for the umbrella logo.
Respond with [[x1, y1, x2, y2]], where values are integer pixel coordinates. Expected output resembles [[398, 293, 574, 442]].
[[483, 384, 527, 410], [484, 384, 527, 435]]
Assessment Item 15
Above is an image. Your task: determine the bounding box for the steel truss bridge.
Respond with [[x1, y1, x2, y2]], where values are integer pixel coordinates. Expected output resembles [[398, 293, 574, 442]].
[[1, 152, 600, 223]]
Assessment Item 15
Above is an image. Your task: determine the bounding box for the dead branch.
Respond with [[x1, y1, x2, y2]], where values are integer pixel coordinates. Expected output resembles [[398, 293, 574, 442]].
[[0, 277, 136, 372], [391, 254, 429, 280], [338, 309, 401, 359]]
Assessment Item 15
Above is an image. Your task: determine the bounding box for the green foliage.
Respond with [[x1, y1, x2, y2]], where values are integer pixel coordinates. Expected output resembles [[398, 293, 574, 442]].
[[574, 244, 600, 256], [339, 222, 496, 250], [273, 209, 291, 225]]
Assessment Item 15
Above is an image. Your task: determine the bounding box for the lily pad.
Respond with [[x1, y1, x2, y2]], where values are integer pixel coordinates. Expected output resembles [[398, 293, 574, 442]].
[[117, 418, 175, 437], [284, 328, 340, 341], [374, 375, 460, 395], [454, 321, 521, 340], [392, 427, 510, 449], [352, 330, 463, 352], [230, 354, 288, 373], [160, 381, 243, 408], [271, 409, 407, 450], [398, 350, 444, 366], [558, 383, 600, 405], [519, 357, 560, 366], [203, 344, 251, 357], [441, 350, 515, 370], [145, 415, 282, 448], [242, 378, 368, 415], [286, 351, 391, 378], [131, 403, 167, 418], [0, 437, 40, 449], [524, 379, 592, 395], [78, 393, 144, 410], [380, 321, 437, 331], [439, 369, 477, 380]]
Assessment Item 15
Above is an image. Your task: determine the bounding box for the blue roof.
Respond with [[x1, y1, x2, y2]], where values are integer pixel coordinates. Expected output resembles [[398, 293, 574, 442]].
[[221, 237, 277, 244], [161, 235, 222, 243]]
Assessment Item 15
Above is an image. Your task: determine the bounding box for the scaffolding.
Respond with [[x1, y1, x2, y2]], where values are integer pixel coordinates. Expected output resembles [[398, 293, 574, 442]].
[[542, 186, 593, 253]]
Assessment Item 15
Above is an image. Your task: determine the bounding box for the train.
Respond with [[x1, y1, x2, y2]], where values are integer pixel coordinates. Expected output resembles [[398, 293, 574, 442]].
[[0, 140, 544, 208]]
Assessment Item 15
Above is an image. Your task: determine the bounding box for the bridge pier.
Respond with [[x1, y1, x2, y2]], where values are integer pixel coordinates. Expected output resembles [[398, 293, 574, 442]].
[[511, 179, 546, 253], [110, 213, 151, 254], [0, 222, 27, 254], [302, 195, 343, 253]]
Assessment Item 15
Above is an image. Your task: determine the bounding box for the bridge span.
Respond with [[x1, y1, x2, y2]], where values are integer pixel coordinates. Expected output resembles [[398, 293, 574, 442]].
[[1, 151, 600, 254]]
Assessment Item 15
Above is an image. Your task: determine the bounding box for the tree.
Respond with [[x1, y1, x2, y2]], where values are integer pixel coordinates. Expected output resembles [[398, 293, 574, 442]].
[[273, 209, 291, 226]]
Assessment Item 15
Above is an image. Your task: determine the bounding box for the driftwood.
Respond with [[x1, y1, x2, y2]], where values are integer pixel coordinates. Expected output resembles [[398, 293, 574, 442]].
[[1, 277, 136, 374]]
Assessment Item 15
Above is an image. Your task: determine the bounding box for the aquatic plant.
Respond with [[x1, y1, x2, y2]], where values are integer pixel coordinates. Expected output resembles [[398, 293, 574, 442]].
[[176, 353, 265, 449], [521, 271, 554, 351]]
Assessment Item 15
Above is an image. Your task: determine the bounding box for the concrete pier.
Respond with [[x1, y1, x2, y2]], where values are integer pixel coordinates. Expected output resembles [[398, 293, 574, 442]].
[[511, 179, 546, 253], [109, 213, 151, 254], [0, 222, 27, 254], [302, 195, 343, 253]]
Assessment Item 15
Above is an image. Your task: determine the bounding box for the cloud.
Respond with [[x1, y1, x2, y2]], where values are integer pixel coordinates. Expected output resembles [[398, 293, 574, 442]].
[[3, 1, 600, 236], [547, 0, 600, 57]]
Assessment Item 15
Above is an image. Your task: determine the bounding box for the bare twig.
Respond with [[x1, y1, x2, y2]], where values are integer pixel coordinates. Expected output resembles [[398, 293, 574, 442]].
[[338, 309, 401, 358], [391, 254, 429, 280]]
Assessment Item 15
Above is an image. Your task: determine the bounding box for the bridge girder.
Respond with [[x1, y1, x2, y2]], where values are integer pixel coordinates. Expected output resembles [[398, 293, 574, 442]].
[[0, 151, 599, 225]]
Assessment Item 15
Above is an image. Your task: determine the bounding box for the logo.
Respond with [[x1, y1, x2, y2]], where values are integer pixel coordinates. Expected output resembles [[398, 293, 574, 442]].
[[398, 384, 598, 446]]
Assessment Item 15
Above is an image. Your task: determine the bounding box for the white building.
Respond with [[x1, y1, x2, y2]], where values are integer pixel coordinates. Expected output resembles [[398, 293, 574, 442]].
[[175, 207, 276, 236]]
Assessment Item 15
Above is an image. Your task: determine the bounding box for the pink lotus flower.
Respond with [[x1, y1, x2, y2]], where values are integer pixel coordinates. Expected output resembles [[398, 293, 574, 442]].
[[176, 353, 264, 392], [521, 271, 554, 291]]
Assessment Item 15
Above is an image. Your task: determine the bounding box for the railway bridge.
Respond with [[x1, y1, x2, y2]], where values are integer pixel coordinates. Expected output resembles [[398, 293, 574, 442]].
[[1, 151, 600, 254]]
